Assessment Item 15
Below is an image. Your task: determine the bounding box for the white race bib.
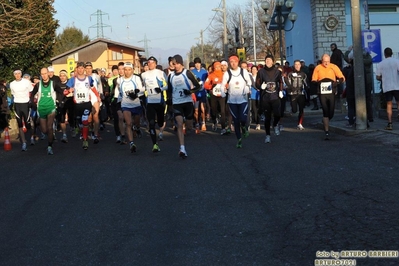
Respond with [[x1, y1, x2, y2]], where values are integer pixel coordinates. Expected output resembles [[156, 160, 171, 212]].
[[320, 82, 333, 94], [75, 83, 89, 103], [213, 84, 222, 97]]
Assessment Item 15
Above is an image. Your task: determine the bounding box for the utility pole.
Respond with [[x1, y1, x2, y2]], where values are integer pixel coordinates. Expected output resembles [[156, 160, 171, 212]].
[[138, 34, 151, 59], [252, 0, 257, 64], [223, 0, 228, 59], [351, 0, 367, 130], [122, 13, 135, 41], [89, 9, 112, 39]]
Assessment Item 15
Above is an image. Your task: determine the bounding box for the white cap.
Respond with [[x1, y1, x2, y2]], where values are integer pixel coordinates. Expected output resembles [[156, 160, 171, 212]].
[[300, 59, 305, 63], [124, 62, 133, 68], [47, 66, 54, 72]]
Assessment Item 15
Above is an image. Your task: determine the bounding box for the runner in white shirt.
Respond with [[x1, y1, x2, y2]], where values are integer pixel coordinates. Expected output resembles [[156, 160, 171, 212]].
[[220, 55, 252, 148], [167, 54, 201, 158], [66, 62, 97, 150], [376, 47, 399, 130], [141, 56, 168, 152], [84, 62, 102, 143], [10, 69, 34, 151], [119, 62, 145, 153]]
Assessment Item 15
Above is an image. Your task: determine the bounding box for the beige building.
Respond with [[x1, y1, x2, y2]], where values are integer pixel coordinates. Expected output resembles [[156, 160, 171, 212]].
[[51, 38, 145, 77]]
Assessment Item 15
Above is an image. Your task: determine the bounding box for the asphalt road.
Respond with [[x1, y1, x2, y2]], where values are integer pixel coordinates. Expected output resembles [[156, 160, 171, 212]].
[[1, 114, 398, 266]]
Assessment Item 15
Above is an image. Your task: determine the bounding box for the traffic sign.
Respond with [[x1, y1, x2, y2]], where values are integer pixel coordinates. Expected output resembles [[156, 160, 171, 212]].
[[362, 29, 382, 63]]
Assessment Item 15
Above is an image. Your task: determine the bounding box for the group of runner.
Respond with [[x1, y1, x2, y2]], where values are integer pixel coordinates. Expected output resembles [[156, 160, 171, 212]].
[[8, 52, 345, 157]]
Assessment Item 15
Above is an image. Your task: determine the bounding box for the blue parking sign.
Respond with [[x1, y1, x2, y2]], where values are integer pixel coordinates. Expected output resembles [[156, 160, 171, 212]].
[[362, 29, 382, 63]]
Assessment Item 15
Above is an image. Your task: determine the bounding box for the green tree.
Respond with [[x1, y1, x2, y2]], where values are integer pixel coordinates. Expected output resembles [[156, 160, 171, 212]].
[[188, 44, 223, 67], [0, 0, 58, 80], [53, 25, 90, 56]]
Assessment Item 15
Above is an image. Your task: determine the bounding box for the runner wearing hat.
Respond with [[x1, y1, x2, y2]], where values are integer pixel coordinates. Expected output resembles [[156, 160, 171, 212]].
[[141, 56, 168, 152]]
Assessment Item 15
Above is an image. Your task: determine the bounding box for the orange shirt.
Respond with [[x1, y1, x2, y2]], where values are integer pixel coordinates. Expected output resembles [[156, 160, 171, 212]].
[[204, 70, 224, 90], [312, 63, 345, 82]]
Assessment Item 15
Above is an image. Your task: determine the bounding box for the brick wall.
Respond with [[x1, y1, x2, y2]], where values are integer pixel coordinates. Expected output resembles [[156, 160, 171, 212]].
[[311, 0, 346, 63]]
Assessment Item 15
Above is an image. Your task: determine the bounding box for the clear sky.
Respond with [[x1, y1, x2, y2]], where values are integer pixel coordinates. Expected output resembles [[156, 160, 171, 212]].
[[53, 0, 246, 52]]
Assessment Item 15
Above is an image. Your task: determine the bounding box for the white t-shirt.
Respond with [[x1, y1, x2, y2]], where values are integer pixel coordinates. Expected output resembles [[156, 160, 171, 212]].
[[376, 57, 399, 92], [119, 75, 144, 108], [169, 69, 194, 105], [221, 68, 252, 104], [141, 69, 168, 104], [10, 79, 33, 103]]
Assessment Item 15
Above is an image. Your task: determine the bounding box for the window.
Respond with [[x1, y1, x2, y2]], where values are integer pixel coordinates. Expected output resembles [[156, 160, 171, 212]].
[[112, 51, 123, 60], [369, 5, 398, 13]]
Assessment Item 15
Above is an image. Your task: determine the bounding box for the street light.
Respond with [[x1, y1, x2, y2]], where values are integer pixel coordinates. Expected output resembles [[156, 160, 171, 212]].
[[212, 0, 228, 59], [261, 0, 298, 66]]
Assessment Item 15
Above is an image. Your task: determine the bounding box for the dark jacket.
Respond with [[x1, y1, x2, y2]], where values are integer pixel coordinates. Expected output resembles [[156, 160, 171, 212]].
[[331, 48, 344, 69], [255, 66, 282, 102], [284, 70, 308, 95]]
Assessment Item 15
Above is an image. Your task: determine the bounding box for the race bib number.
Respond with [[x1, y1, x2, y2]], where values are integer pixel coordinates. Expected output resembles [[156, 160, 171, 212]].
[[75, 84, 89, 103], [213, 84, 222, 97], [266, 82, 276, 93], [320, 82, 332, 94]]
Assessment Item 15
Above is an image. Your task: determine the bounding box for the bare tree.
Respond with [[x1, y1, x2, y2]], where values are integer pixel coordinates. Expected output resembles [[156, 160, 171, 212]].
[[207, 0, 280, 62]]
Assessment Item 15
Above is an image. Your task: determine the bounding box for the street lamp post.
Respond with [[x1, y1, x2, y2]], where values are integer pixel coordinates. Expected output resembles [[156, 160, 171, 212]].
[[212, 0, 228, 59], [261, 0, 298, 66]]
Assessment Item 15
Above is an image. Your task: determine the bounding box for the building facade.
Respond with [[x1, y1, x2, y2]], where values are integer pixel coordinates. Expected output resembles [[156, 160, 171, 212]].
[[51, 38, 145, 77], [285, 0, 399, 65]]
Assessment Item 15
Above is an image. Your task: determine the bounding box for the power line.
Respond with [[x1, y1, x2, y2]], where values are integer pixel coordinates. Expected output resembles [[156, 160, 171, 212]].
[[138, 34, 151, 58], [204, 0, 222, 32], [121, 13, 135, 40], [89, 9, 112, 39], [54, 2, 87, 27]]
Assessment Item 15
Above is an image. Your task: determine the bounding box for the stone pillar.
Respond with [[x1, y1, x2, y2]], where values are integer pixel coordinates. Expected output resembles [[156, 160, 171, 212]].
[[311, 0, 347, 63]]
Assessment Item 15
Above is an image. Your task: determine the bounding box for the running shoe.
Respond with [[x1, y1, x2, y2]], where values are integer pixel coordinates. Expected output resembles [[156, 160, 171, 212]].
[[82, 140, 89, 150], [226, 128, 231, 134], [325, 132, 330, 140], [130, 142, 137, 153], [152, 143, 161, 153], [158, 132, 163, 141], [385, 123, 393, 130], [279, 124, 284, 132], [274, 125, 281, 136], [195, 124, 200, 134], [21, 142, 27, 151], [242, 126, 249, 138], [265, 135, 271, 143], [220, 129, 227, 136], [236, 138, 242, 148], [61, 134, 68, 143], [47, 146, 53, 155], [93, 135, 99, 144], [120, 135, 127, 145], [116, 135, 121, 143], [297, 124, 305, 130], [40, 132, 46, 140], [30, 137, 35, 146], [256, 124, 261, 130], [179, 149, 188, 159]]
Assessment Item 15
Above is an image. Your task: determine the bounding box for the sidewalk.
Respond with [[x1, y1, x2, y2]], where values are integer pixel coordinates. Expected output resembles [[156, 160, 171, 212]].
[[304, 106, 399, 136]]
